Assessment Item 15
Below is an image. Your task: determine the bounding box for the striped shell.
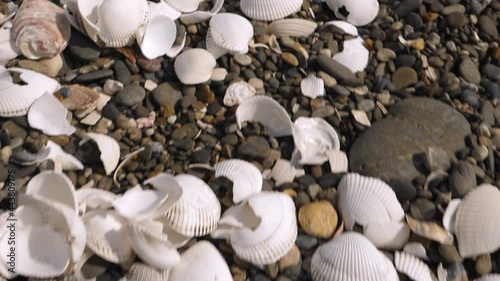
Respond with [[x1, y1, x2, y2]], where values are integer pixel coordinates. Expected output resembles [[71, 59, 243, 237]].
[[174, 48, 216, 85], [209, 13, 253, 53], [333, 37, 369, 73], [240, 0, 302, 21], [300, 74, 325, 98], [394, 252, 435, 281], [164, 0, 205, 13], [267, 19, 317, 38], [214, 159, 262, 203], [325, 0, 379, 26]]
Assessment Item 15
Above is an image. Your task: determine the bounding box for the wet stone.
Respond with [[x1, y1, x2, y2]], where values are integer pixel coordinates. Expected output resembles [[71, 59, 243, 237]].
[[438, 244, 463, 263], [116, 85, 146, 106], [392, 67, 418, 90], [377, 48, 397, 62], [190, 149, 211, 164], [233, 54, 252, 66], [238, 136, 271, 159], [459, 57, 481, 85], [475, 254, 492, 276], [449, 160, 476, 198], [152, 82, 182, 107], [482, 64, 500, 82]]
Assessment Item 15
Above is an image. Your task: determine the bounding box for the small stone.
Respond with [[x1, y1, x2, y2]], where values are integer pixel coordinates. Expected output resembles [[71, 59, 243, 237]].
[[233, 54, 252, 66], [296, 234, 317, 250], [190, 149, 211, 164], [377, 48, 397, 62], [447, 12, 467, 28], [101, 103, 120, 121], [195, 85, 215, 104], [238, 137, 271, 159], [278, 244, 301, 271], [459, 57, 481, 85], [67, 29, 101, 62], [0, 163, 8, 182], [248, 78, 264, 90], [298, 200, 338, 238], [307, 184, 322, 200], [210, 68, 227, 81], [317, 71, 337, 88], [410, 198, 436, 220], [114, 60, 132, 85], [317, 55, 358, 83], [74, 69, 113, 83], [478, 15, 498, 39], [265, 263, 279, 279], [389, 179, 417, 201], [281, 52, 299, 66], [392, 67, 418, 90], [424, 146, 451, 172], [0, 146, 12, 165], [152, 82, 182, 106], [471, 145, 488, 162], [103, 79, 124, 95], [449, 161, 476, 198], [438, 244, 463, 263], [475, 254, 492, 276], [116, 85, 146, 106], [144, 80, 158, 91], [482, 64, 500, 81]]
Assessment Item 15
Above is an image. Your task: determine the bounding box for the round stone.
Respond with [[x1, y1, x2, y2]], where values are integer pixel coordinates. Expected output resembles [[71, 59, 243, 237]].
[[116, 85, 146, 106], [392, 67, 418, 90], [298, 200, 338, 238], [449, 161, 476, 198], [377, 48, 397, 62], [459, 57, 481, 85], [152, 82, 182, 107], [233, 54, 253, 66], [281, 52, 299, 66], [278, 244, 301, 271]]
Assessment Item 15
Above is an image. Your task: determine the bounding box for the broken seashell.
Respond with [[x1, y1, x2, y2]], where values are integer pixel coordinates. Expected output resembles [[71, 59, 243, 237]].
[[267, 19, 317, 38], [236, 95, 294, 138], [147, 1, 180, 20], [293, 117, 340, 165], [44, 140, 84, 171], [120, 263, 171, 281], [268, 34, 282, 54], [25, 170, 78, 212], [300, 74, 325, 98], [75, 187, 117, 215], [240, 0, 302, 21], [113, 147, 146, 187], [164, 0, 205, 13], [223, 80, 256, 107], [325, 149, 348, 173], [113, 185, 169, 221], [403, 242, 429, 261], [455, 184, 500, 258], [62, 84, 100, 111], [214, 159, 263, 203], [0, 2, 17, 26], [269, 159, 305, 186], [321, 20, 358, 36], [442, 199, 461, 233], [174, 48, 216, 85], [325, 0, 379, 26], [27, 92, 75, 136], [208, 13, 253, 55], [406, 215, 453, 245], [363, 221, 410, 250], [179, 0, 224, 24], [136, 15, 177, 59], [311, 232, 399, 281], [79, 132, 120, 175], [351, 109, 371, 127], [333, 37, 369, 73], [12, 0, 71, 59], [0, 25, 20, 65], [394, 251, 435, 281]]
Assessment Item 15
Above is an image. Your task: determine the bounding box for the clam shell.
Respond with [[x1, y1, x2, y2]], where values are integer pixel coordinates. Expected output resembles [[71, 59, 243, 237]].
[[442, 199, 461, 233], [321, 20, 358, 36], [28, 92, 75, 136], [214, 159, 263, 203], [394, 251, 435, 281], [363, 221, 410, 250], [223, 80, 256, 107], [174, 48, 216, 85], [311, 232, 399, 281], [455, 184, 500, 258], [179, 0, 224, 24], [169, 241, 232, 281], [293, 117, 340, 165], [332, 37, 369, 73], [113, 185, 169, 221], [300, 74, 325, 98], [403, 242, 429, 261], [209, 13, 253, 53], [474, 275, 500, 281], [269, 159, 304, 186], [159, 221, 192, 248], [25, 170, 77, 212], [0, 2, 17, 26], [240, 0, 302, 21], [267, 19, 317, 37], [121, 263, 170, 281], [12, 0, 71, 59], [147, 1, 180, 20], [406, 215, 454, 244], [325, 0, 379, 26], [268, 34, 282, 54], [75, 187, 117, 215], [164, 0, 205, 13], [326, 149, 348, 173], [45, 140, 84, 171], [79, 132, 120, 175], [136, 15, 177, 59], [236, 95, 294, 137], [337, 173, 404, 230]]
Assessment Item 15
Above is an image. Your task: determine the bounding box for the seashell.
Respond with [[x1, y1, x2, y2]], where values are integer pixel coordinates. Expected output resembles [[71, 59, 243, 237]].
[[209, 13, 253, 54], [269, 159, 305, 186], [205, 28, 229, 59], [147, 1, 180, 20], [179, 0, 224, 24], [332, 37, 369, 73], [406, 215, 454, 245], [27, 92, 75, 136], [267, 19, 317, 38], [442, 199, 461, 233], [113, 185, 169, 221], [25, 170, 78, 212], [0, 2, 18, 26], [169, 241, 232, 281], [321, 20, 358, 36], [75, 187, 117, 215], [120, 263, 171, 281], [351, 109, 371, 127], [159, 221, 192, 248], [236, 95, 294, 137], [223, 80, 256, 107], [136, 15, 177, 59], [214, 159, 263, 203], [79, 132, 120, 175], [62, 85, 100, 111], [10, 147, 50, 166], [174, 48, 216, 85], [113, 147, 146, 187], [164, 0, 205, 13], [268, 34, 282, 54], [325, 149, 348, 173], [0, 25, 20, 65], [240, 0, 302, 21], [74, 0, 101, 42], [394, 251, 435, 281], [83, 210, 134, 265], [455, 184, 500, 258], [474, 275, 500, 281], [325, 0, 379, 26], [300, 74, 325, 98], [142, 173, 184, 218], [12, 0, 71, 59], [44, 140, 84, 171], [403, 242, 429, 261], [311, 232, 399, 281], [337, 173, 404, 230], [363, 221, 410, 250], [293, 117, 340, 165]]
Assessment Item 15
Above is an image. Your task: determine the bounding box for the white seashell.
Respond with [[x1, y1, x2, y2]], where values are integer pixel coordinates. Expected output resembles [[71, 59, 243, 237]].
[[142, 172, 184, 218], [27, 92, 75, 136], [394, 251, 435, 281], [240, 0, 302, 21], [363, 221, 410, 250], [236, 95, 294, 137], [44, 140, 84, 171], [474, 275, 500, 281], [406, 215, 454, 245], [321, 20, 358, 36], [333, 37, 369, 73], [169, 241, 232, 281], [113, 147, 145, 187], [158, 221, 192, 248], [442, 199, 461, 233], [311, 232, 399, 281], [120, 263, 171, 281], [205, 28, 229, 59], [76, 0, 101, 42], [76, 187, 117, 215], [214, 159, 263, 203], [25, 170, 78, 212], [325, 149, 348, 173], [0, 25, 20, 65], [269, 159, 304, 186], [293, 117, 340, 165], [403, 242, 429, 261], [164, 0, 205, 13], [268, 34, 282, 54], [455, 184, 500, 258], [300, 74, 325, 98], [179, 0, 224, 24], [136, 15, 177, 59], [325, 0, 379, 26], [209, 13, 253, 53], [113, 185, 169, 221], [223, 81, 256, 107], [337, 173, 405, 230], [174, 48, 216, 85], [351, 109, 371, 127], [0, 2, 17, 26], [147, 1, 180, 20], [79, 132, 120, 175], [267, 19, 317, 38]]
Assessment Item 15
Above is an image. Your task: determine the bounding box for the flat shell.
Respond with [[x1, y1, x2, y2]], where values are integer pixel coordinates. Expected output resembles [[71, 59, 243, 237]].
[[25, 170, 78, 212], [113, 185, 169, 221], [300, 74, 325, 98], [79, 132, 120, 175], [332, 37, 369, 73]]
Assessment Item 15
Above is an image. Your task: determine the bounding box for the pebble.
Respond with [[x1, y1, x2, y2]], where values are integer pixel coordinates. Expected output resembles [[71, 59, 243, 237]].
[[190, 149, 211, 164], [278, 244, 301, 271], [317, 71, 337, 88], [298, 201, 338, 238], [459, 57, 481, 85], [482, 64, 500, 82], [447, 12, 468, 28], [152, 82, 182, 106], [116, 85, 146, 106], [67, 29, 101, 62], [392, 67, 418, 90], [233, 54, 253, 66], [475, 254, 492, 276], [0, 146, 12, 165], [449, 161, 477, 198], [281, 52, 299, 66], [0, 163, 8, 182], [478, 16, 498, 39], [296, 234, 317, 250], [101, 103, 120, 121], [410, 198, 436, 220], [114, 60, 132, 85], [438, 244, 463, 263], [238, 136, 271, 159], [195, 85, 215, 104], [377, 48, 397, 62], [390, 179, 417, 201], [395, 54, 416, 68], [317, 55, 358, 83], [424, 146, 451, 172], [103, 79, 124, 95], [73, 69, 113, 83]]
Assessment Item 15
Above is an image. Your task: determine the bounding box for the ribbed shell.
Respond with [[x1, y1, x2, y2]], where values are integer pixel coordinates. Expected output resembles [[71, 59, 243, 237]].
[[206, 29, 229, 59], [322, 20, 358, 36], [442, 199, 461, 233], [122, 263, 170, 281], [179, 0, 224, 24], [113, 186, 169, 221], [326, 149, 348, 173], [455, 184, 500, 258], [267, 19, 317, 37], [209, 13, 253, 53], [332, 37, 369, 73], [27, 92, 75, 136], [174, 48, 216, 85], [214, 159, 263, 203], [147, 1, 180, 20], [311, 232, 399, 281], [300, 74, 325, 98], [363, 221, 410, 250], [270, 159, 299, 186], [325, 0, 379, 26], [12, 0, 71, 59], [25, 170, 77, 212], [394, 252, 434, 281], [223, 80, 256, 106], [240, 0, 302, 21], [164, 0, 205, 13]]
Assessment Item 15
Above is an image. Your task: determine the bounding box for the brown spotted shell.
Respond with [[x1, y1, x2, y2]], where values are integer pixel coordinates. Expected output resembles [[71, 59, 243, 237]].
[[12, 0, 71, 60], [61, 85, 100, 110]]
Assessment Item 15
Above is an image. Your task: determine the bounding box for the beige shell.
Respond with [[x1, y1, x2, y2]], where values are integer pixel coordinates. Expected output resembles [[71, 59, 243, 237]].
[[351, 109, 371, 127], [45, 140, 84, 171], [363, 221, 410, 250], [25, 170, 78, 212], [394, 251, 435, 281], [79, 132, 120, 175], [403, 242, 429, 261], [300, 74, 325, 98], [455, 184, 500, 258], [27, 92, 75, 136], [0, 2, 18, 26], [269, 159, 305, 186], [209, 13, 253, 53], [325, 0, 379, 26], [174, 48, 216, 85], [223, 80, 256, 106], [333, 37, 369, 73], [267, 19, 317, 38], [12, 0, 71, 59], [240, 0, 302, 21], [406, 215, 454, 245], [164, 0, 205, 13], [214, 159, 263, 203]]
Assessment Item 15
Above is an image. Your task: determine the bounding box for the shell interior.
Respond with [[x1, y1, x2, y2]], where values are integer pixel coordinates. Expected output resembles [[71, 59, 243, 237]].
[[267, 19, 317, 38], [293, 117, 340, 165], [136, 15, 177, 60], [27, 92, 75, 136], [45, 140, 84, 171], [25, 170, 78, 212], [79, 132, 120, 175], [113, 185, 169, 221], [214, 159, 263, 203], [179, 0, 224, 24], [325, 0, 379, 26]]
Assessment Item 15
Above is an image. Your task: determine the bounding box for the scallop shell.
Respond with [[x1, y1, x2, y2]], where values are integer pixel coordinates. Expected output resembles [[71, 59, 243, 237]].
[[474, 275, 500, 281], [169, 241, 232, 281], [406, 215, 454, 245], [293, 117, 341, 165], [240, 0, 302, 21], [120, 263, 171, 281], [337, 173, 404, 230], [442, 199, 461, 233], [332, 37, 369, 73], [326, 149, 348, 173], [174, 48, 216, 85], [394, 251, 435, 281], [300, 74, 325, 98], [136, 15, 177, 59], [455, 184, 500, 258], [311, 232, 399, 281], [75, 187, 117, 215], [79, 132, 120, 175], [267, 19, 317, 38], [164, 0, 205, 13], [113, 185, 169, 221], [321, 20, 358, 36], [269, 159, 304, 186], [214, 159, 263, 203], [147, 1, 180, 20], [12, 0, 71, 59], [403, 242, 429, 261], [223, 80, 256, 107], [44, 140, 84, 171], [25, 170, 78, 212], [159, 221, 192, 248], [363, 221, 410, 250], [325, 0, 379, 26], [0, 2, 17, 26], [179, 0, 224, 24], [236, 95, 294, 137], [209, 13, 253, 53], [28, 92, 75, 136]]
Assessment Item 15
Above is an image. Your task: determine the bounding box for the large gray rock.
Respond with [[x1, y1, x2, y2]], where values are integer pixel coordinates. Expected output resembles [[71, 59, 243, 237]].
[[349, 98, 470, 184]]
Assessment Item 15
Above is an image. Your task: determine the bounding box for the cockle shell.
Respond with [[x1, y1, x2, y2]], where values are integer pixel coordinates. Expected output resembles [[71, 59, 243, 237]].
[[147, 1, 180, 20], [174, 48, 216, 85], [113, 185, 169, 221], [164, 0, 205, 13], [27, 92, 75, 136], [209, 13, 253, 54], [79, 132, 120, 175], [214, 159, 263, 203], [293, 117, 340, 165], [300, 74, 325, 98], [337, 173, 404, 230], [321, 20, 358, 36], [394, 251, 435, 281], [206, 28, 229, 59], [25, 170, 78, 212], [442, 199, 461, 233], [332, 37, 369, 73], [120, 263, 171, 281], [311, 232, 399, 281], [363, 221, 410, 250], [223, 80, 256, 106], [403, 242, 429, 261], [326, 149, 348, 173], [142, 173, 185, 218], [455, 184, 500, 258], [136, 15, 177, 59], [267, 19, 317, 38], [12, 0, 71, 59], [240, 0, 302, 21], [325, 0, 379, 26], [236, 95, 294, 137]]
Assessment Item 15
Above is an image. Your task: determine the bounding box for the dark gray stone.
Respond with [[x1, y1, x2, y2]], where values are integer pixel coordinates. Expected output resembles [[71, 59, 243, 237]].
[[478, 15, 498, 39], [482, 64, 500, 81], [317, 55, 358, 82], [67, 29, 101, 62], [101, 103, 120, 121], [114, 60, 131, 85], [190, 149, 211, 163], [390, 179, 417, 201], [116, 85, 146, 106], [394, 0, 421, 17], [459, 57, 481, 85], [238, 136, 271, 159], [480, 100, 495, 127], [449, 161, 476, 198], [410, 198, 436, 220], [152, 83, 182, 107]]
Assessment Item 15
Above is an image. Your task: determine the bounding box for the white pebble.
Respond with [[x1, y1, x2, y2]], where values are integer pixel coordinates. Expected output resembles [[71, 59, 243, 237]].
[[144, 79, 158, 91]]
